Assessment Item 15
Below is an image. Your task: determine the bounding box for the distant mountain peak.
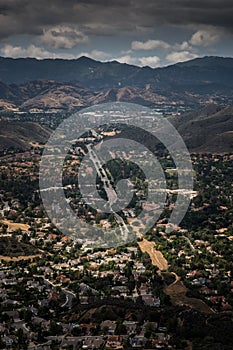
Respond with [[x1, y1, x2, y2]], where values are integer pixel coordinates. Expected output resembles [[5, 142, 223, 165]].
[[77, 55, 98, 64]]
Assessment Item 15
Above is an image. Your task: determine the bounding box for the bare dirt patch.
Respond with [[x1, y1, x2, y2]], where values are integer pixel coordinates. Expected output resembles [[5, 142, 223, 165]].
[[1, 219, 29, 231], [0, 254, 42, 262], [137, 238, 168, 271], [165, 278, 213, 314]]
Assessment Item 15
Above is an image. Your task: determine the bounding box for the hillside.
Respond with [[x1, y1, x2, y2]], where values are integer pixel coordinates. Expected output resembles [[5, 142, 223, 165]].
[[170, 104, 233, 152], [0, 121, 50, 150], [0, 56, 233, 112], [0, 56, 143, 88], [0, 236, 39, 257], [0, 104, 232, 153], [0, 55, 232, 94], [0, 56, 232, 152], [0, 80, 200, 112]]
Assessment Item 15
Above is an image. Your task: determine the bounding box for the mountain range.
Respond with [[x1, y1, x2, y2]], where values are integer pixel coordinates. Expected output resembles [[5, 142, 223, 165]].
[[1, 55, 233, 90], [0, 55, 233, 153], [0, 56, 233, 112]]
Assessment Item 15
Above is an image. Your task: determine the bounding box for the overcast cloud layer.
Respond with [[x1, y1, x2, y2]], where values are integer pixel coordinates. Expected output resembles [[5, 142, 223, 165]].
[[0, 0, 232, 66]]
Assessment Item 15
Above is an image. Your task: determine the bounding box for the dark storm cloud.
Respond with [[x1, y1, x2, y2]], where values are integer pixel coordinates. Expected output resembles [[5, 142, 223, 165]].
[[0, 0, 233, 40]]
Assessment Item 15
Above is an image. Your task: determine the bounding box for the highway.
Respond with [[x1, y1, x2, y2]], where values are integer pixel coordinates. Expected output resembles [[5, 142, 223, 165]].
[[86, 144, 129, 240]]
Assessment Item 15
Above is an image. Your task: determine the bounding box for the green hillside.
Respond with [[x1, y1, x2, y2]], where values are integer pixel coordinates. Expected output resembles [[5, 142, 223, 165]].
[[170, 104, 233, 152], [0, 121, 50, 151]]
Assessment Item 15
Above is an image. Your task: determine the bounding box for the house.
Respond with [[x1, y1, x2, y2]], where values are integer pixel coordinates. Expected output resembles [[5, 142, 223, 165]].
[[131, 335, 147, 348], [27, 280, 40, 288], [123, 321, 137, 334], [200, 287, 217, 295], [141, 295, 161, 307], [59, 322, 73, 333], [209, 295, 226, 305], [105, 335, 123, 349], [79, 296, 89, 305], [0, 324, 6, 333], [28, 343, 52, 350], [100, 320, 116, 334], [58, 276, 71, 284], [191, 277, 206, 286], [48, 290, 59, 302], [127, 247, 138, 254], [78, 323, 95, 335], [3, 335, 18, 347], [2, 299, 21, 307], [2, 278, 17, 286], [118, 275, 128, 284], [28, 306, 39, 315], [47, 233, 57, 240], [60, 336, 82, 349], [53, 242, 64, 250], [156, 332, 169, 341], [187, 270, 200, 278], [133, 263, 145, 274], [82, 336, 105, 349], [2, 310, 20, 321], [112, 286, 128, 295], [139, 283, 150, 295]]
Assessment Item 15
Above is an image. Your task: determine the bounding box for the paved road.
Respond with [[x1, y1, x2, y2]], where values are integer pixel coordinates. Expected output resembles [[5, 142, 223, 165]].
[[182, 235, 196, 252], [86, 144, 118, 205], [61, 289, 76, 309], [38, 276, 76, 309], [86, 144, 129, 240]]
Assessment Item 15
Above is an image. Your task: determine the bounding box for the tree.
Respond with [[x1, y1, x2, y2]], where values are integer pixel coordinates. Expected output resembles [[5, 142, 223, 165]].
[[50, 321, 63, 336], [115, 320, 127, 335]]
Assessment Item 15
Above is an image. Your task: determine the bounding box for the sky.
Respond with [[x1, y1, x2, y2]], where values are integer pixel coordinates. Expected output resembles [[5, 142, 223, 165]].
[[0, 0, 233, 67]]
